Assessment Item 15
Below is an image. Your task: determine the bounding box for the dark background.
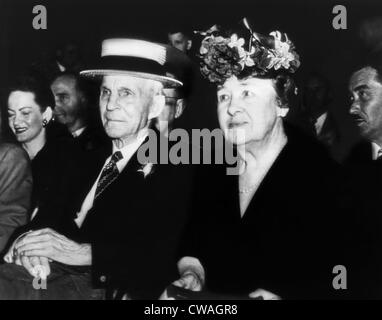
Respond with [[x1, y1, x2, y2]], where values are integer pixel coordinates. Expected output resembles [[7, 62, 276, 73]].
[[1, 0, 382, 159]]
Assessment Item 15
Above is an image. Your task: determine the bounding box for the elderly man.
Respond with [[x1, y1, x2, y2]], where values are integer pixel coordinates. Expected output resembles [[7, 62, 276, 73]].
[[0, 39, 193, 300]]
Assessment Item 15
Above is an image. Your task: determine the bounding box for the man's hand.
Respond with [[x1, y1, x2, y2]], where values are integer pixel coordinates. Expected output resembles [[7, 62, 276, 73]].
[[14, 228, 92, 266]]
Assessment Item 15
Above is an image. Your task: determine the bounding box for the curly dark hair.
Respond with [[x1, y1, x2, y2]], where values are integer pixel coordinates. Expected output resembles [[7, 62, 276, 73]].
[[8, 75, 54, 112], [272, 72, 297, 108]]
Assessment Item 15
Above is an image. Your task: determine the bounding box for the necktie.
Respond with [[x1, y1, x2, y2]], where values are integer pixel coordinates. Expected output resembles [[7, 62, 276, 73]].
[[95, 151, 123, 200]]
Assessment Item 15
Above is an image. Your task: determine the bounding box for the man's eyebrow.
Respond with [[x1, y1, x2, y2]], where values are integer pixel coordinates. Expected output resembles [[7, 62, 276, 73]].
[[119, 86, 133, 91], [353, 84, 370, 91]]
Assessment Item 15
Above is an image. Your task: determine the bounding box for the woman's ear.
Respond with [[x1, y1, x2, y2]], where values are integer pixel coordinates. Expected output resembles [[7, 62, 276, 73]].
[[148, 94, 165, 120], [276, 106, 289, 118], [43, 106, 53, 123], [275, 96, 289, 118]]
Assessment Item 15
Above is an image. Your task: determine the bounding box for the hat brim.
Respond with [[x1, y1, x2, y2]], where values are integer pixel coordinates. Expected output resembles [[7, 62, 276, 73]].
[[80, 69, 183, 88]]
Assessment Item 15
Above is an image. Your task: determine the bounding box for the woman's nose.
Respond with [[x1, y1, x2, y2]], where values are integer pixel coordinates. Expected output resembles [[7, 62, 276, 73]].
[[13, 115, 22, 127], [227, 97, 242, 116]]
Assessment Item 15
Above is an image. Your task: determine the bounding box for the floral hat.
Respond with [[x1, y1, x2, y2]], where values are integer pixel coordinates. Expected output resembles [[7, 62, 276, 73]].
[[195, 18, 301, 84]]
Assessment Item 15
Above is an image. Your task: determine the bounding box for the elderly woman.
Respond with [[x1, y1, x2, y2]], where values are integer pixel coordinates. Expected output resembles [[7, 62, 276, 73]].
[[4, 77, 83, 273], [0, 105, 32, 254], [168, 22, 347, 300]]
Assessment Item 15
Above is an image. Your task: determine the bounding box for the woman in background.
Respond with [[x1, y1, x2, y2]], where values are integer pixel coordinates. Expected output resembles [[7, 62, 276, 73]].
[[4, 76, 83, 273]]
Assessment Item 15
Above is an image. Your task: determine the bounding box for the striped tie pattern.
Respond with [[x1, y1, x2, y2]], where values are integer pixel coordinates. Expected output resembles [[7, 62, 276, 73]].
[[95, 151, 123, 200]]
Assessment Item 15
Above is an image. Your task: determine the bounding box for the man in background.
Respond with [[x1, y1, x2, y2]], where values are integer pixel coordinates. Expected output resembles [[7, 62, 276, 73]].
[[51, 72, 107, 152], [168, 28, 192, 54]]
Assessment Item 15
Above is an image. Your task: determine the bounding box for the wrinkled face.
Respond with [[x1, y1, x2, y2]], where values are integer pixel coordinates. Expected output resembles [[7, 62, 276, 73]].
[[7, 91, 45, 143], [99, 75, 157, 140], [217, 76, 280, 146], [51, 76, 83, 128], [349, 67, 382, 141], [168, 32, 190, 52]]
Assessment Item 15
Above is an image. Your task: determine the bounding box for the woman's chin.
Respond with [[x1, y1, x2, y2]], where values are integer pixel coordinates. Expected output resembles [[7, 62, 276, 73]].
[[224, 129, 249, 146]]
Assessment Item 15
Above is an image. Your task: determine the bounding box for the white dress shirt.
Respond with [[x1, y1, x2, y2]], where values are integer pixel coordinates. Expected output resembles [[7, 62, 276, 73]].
[[371, 142, 382, 160], [314, 112, 328, 136], [72, 127, 86, 138], [75, 134, 147, 227]]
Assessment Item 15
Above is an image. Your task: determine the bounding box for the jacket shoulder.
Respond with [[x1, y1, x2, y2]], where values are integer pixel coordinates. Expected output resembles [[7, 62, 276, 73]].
[[0, 143, 29, 163]]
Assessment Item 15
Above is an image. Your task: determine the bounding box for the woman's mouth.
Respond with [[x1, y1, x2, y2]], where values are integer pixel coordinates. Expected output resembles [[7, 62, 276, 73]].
[[228, 122, 246, 129], [15, 127, 28, 134]]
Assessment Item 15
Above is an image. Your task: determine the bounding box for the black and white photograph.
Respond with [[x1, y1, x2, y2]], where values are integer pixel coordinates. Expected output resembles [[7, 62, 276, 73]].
[[1, 0, 382, 307]]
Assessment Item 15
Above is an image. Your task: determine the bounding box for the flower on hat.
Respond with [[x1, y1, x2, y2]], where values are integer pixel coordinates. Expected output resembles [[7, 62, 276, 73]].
[[195, 19, 301, 84], [267, 31, 301, 71], [137, 162, 154, 178], [228, 34, 246, 58]]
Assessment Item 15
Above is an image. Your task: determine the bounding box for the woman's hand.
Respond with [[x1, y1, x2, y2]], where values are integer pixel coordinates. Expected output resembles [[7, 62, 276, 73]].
[[173, 272, 203, 291], [159, 271, 203, 300], [249, 288, 281, 300]]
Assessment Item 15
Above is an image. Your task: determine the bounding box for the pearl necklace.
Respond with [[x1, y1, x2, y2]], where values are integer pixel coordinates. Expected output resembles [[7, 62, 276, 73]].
[[239, 185, 256, 194]]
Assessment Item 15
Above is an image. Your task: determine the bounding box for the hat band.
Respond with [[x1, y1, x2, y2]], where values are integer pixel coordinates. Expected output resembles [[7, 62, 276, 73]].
[[99, 55, 166, 76]]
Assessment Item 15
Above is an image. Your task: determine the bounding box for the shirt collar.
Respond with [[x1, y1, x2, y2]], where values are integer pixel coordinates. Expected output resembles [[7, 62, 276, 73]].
[[371, 142, 382, 160], [314, 112, 328, 135], [72, 127, 86, 138], [112, 133, 148, 172]]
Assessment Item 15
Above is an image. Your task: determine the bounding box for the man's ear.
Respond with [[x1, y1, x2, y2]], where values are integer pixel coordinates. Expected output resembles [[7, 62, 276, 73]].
[[175, 99, 186, 119], [43, 106, 54, 122], [187, 40, 192, 51], [148, 94, 165, 120]]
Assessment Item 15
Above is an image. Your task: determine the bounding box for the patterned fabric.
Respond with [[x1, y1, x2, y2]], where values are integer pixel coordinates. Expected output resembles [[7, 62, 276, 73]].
[[94, 151, 123, 200]]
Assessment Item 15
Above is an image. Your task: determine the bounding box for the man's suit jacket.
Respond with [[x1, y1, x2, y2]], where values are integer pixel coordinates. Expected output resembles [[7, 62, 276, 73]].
[[317, 112, 340, 150], [343, 139, 382, 298], [345, 139, 373, 165], [36, 134, 195, 299]]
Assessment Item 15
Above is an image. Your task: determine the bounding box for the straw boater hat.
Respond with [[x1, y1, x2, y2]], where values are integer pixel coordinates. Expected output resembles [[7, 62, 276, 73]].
[[80, 38, 185, 88]]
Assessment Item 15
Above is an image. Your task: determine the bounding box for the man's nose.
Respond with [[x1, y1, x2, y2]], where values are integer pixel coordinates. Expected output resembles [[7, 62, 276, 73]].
[[105, 93, 120, 111], [349, 101, 360, 115]]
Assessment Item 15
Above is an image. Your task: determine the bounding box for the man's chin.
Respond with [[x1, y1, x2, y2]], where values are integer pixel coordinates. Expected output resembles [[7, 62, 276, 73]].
[[104, 127, 127, 140], [357, 125, 371, 138]]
